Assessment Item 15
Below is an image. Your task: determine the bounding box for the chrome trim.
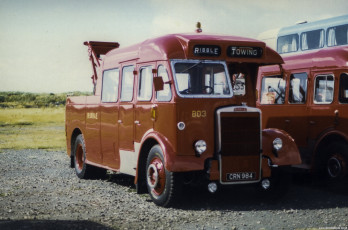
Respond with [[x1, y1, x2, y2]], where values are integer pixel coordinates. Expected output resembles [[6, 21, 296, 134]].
[[216, 106, 262, 185], [170, 59, 233, 99]]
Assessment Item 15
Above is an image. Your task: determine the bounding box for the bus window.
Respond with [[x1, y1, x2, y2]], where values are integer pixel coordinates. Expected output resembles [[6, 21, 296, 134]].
[[138, 66, 153, 101], [156, 65, 172, 102], [101, 68, 119, 103], [277, 34, 299, 54], [120, 65, 135, 102], [260, 76, 286, 104], [314, 75, 334, 104], [289, 73, 308, 104], [339, 73, 348, 103], [327, 24, 348, 47], [301, 29, 324, 50]]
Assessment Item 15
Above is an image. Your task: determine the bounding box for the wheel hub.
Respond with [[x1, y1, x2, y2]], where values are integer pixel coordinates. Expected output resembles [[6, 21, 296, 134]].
[[147, 156, 166, 196], [327, 156, 342, 178], [147, 164, 159, 189]]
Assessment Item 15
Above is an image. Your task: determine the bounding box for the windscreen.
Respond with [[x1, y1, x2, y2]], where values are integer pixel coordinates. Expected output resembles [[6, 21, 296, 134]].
[[172, 60, 232, 98]]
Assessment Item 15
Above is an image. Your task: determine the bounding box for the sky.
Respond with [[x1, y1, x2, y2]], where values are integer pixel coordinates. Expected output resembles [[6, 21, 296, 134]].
[[0, 0, 348, 93]]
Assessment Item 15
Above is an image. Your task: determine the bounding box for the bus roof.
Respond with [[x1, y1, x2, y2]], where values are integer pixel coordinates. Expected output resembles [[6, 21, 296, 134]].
[[260, 46, 348, 73], [278, 14, 348, 37], [103, 33, 283, 68]]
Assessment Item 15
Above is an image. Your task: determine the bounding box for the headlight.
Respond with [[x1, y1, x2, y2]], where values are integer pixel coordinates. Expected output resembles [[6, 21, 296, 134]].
[[273, 138, 283, 151], [194, 140, 207, 155], [177, 122, 185, 130]]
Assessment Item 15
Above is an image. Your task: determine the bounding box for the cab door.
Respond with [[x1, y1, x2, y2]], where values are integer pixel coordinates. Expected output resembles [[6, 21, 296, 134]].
[[308, 72, 337, 141], [118, 65, 137, 175], [282, 72, 310, 148], [100, 68, 120, 169], [118, 65, 135, 151], [134, 64, 155, 142]]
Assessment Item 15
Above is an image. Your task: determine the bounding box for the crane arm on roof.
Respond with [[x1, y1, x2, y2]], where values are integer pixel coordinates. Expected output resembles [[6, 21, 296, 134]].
[[83, 41, 120, 93]]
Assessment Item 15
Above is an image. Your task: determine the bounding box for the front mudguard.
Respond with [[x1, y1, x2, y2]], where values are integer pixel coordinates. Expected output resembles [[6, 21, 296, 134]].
[[262, 128, 301, 166]]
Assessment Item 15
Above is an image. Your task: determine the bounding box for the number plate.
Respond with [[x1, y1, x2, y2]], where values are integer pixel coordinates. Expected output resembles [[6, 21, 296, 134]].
[[226, 172, 256, 181]]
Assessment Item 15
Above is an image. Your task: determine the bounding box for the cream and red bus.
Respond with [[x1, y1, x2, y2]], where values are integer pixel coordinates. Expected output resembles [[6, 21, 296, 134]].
[[258, 14, 348, 55], [65, 33, 300, 207]]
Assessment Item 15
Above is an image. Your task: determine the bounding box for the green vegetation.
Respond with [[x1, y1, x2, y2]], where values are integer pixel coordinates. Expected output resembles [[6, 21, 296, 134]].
[[0, 91, 92, 151], [0, 108, 66, 150], [0, 91, 92, 108]]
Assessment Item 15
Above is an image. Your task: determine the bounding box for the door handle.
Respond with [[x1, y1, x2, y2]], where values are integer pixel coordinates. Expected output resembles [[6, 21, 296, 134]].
[[118, 120, 122, 124], [309, 121, 315, 125], [285, 119, 290, 123], [134, 120, 140, 125]]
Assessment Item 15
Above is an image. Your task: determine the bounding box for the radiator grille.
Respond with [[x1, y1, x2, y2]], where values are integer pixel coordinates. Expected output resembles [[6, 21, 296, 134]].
[[220, 112, 260, 156]]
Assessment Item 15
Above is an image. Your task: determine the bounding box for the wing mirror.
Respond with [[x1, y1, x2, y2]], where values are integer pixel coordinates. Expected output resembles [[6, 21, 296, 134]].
[[153, 77, 164, 91]]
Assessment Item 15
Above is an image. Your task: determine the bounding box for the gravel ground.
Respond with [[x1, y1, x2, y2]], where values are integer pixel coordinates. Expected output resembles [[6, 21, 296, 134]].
[[0, 149, 348, 230]]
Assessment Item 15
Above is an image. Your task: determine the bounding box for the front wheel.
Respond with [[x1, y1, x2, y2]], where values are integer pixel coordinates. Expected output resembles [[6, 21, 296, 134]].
[[324, 142, 348, 181], [146, 145, 181, 207]]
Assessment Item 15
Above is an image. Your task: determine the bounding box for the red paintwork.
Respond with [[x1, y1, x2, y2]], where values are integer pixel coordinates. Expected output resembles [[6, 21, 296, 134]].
[[262, 129, 301, 165], [66, 33, 300, 187], [257, 46, 348, 170]]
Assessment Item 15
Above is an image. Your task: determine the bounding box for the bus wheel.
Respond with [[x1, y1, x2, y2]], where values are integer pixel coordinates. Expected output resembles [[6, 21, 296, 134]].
[[325, 142, 348, 181], [73, 134, 106, 179], [146, 145, 179, 207]]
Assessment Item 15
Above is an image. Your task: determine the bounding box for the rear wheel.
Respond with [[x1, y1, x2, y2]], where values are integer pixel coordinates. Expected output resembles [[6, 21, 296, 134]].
[[146, 145, 181, 207], [73, 134, 106, 179]]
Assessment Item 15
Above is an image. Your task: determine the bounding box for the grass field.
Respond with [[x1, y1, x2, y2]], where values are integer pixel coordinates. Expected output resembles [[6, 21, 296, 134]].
[[0, 108, 66, 151]]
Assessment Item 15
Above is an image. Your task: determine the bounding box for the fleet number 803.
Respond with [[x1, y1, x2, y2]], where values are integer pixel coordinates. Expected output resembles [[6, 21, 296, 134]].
[[192, 110, 207, 118]]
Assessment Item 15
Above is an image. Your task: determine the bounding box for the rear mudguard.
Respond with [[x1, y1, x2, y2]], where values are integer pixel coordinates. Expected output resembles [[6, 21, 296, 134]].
[[262, 128, 301, 166]]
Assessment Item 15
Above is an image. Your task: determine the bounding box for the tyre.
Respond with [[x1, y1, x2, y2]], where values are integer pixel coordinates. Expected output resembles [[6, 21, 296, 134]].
[[146, 145, 181, 207], [324, 142, 348, 181], [73, 134, 106, 179]]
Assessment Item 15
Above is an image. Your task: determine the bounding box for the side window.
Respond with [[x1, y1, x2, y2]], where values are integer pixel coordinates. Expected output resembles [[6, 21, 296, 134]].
[[138, 66, 153, 101], [314, 75, 334, 104], [260, 76, 286, 104], [339, 73, 348, 103], [327, 24, 348, 47], [289, 73, 308, 104], [301, 29, 324, 50], [277, 34, 299, 54], [101, 68, 119, 103], [156, 65, 172, 101], [120, 65, 135, 102]]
